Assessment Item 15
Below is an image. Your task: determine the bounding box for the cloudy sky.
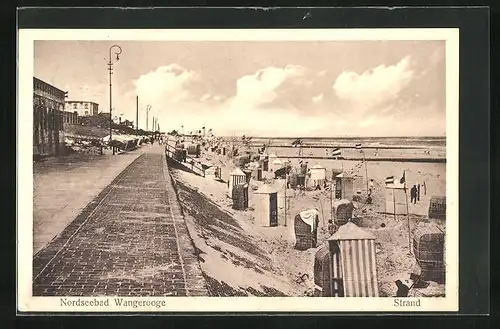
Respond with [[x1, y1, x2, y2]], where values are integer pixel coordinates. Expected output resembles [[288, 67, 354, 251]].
[[34, 40, 446, 137]]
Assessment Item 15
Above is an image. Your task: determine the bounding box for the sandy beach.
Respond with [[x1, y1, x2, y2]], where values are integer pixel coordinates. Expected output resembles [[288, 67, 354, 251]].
[[166, 137, 446, 297]]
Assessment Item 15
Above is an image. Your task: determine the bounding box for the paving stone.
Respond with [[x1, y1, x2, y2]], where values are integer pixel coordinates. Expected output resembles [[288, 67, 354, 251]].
[[33, 150, 208, 297]]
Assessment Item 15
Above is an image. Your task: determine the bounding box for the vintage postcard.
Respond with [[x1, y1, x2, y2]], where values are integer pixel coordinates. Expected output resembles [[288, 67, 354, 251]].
[[17, 28, 459, 313]]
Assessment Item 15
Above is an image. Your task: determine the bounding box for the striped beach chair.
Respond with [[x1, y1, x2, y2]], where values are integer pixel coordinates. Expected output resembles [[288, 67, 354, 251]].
[[327, 222, 379, 297]]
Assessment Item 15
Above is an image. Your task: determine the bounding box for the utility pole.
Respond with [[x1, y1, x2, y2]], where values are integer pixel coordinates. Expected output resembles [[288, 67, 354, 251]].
[[403, 171, 412, 254], [330, 177, 333, 223], [363, 150, 369, 193], [392, 187, 397, 221], [146, 105, 151, 132], [284, 164, 287, 227], [108, 44, 122, 155], [136, 95, 139, 136]]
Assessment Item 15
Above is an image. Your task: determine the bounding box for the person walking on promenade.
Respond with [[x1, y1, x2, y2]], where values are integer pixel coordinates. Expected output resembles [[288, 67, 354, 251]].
[[417, 183, 421, 201], [369, 179, 375, 194], [410, 185, 418, 204]]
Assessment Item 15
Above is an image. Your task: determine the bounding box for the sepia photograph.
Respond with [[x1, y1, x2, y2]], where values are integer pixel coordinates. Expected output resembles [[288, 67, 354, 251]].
[[18, 28, 459, 312]]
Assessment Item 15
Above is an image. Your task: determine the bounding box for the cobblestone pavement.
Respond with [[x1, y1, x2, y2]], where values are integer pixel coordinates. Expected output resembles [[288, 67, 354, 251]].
[[33, 148, 208, 297], [33, 149, 143, 253]]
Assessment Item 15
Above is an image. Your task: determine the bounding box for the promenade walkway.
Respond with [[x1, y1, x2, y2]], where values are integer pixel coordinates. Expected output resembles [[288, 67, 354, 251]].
[[33, 148, 143, 253], [33, 146, 207, 297]]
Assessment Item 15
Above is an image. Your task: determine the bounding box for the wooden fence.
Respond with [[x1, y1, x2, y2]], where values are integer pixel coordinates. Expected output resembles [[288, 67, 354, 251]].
[[164, 142, 205, 177]]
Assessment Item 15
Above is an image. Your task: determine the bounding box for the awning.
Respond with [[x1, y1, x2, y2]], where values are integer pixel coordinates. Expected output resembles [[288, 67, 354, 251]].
[[299, 209, 319, 232], [103, 134, 138, 143], [230, 167, 245, 176]]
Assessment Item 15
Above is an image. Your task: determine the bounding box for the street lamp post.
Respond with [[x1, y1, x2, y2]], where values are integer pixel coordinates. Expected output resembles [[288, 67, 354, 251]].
[[146, 105, 151, 132], [108, 44, 122, 155]]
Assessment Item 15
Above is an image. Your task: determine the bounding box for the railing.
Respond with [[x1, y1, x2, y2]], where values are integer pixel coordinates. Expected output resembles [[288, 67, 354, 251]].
[[164, 141, 205, 177]]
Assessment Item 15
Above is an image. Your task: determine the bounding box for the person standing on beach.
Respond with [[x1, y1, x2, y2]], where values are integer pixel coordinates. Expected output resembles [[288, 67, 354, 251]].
[[395, 280, 410, 297], [423, 181, 427, 195], [328, 220, 337, 236], [417, 184, 421, 201], [300, 161, 308, 175], [410, 185, 418, 204]]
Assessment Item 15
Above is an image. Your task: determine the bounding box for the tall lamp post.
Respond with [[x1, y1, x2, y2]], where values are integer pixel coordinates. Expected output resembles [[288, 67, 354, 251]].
[[108, 44, 122, 155], [146, 104, 151, 133]]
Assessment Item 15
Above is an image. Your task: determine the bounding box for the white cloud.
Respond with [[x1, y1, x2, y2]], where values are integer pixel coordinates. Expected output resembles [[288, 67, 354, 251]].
[[312, 93, 323, 103], [230, 65, 309, 110], [130, 59, 440, 137], [332, 56, 414, 110], [135, 64, 204, 105]]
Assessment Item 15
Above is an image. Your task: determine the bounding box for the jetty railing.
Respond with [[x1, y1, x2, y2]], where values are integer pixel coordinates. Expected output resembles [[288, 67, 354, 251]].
[[164, 141, 206, 177]]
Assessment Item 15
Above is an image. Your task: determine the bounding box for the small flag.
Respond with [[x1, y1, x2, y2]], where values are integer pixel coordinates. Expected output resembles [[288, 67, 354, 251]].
[[332, 147, 341, 156], [355, 143, 362, 149], [400, 171, 406, 184], [385, 176, 395, 184]]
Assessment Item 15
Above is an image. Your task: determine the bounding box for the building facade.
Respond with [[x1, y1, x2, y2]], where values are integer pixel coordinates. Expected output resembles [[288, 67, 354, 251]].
[[33, 77, 66, 156], [62, 110, 79, 125], [65, 101, 99, 117]]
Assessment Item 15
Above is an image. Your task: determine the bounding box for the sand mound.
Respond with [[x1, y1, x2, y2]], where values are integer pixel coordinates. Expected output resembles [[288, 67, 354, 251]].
[[172, 175, 298, 296]]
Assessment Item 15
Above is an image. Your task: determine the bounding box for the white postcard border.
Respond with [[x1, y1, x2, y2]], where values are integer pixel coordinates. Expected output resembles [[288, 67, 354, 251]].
[[17, 28, 459, 313]]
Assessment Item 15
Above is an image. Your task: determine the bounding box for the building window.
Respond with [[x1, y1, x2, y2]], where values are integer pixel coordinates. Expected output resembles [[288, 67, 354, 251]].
[[73, 104, 77, 109], [85, 111, 89, 115], [84, 103, 88, 109]]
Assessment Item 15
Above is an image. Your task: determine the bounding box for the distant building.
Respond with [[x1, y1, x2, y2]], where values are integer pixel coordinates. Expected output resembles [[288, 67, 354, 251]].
[[61, 110, 78, 125], [65, 100, 99, 117], [33, 77, 66, 156]]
